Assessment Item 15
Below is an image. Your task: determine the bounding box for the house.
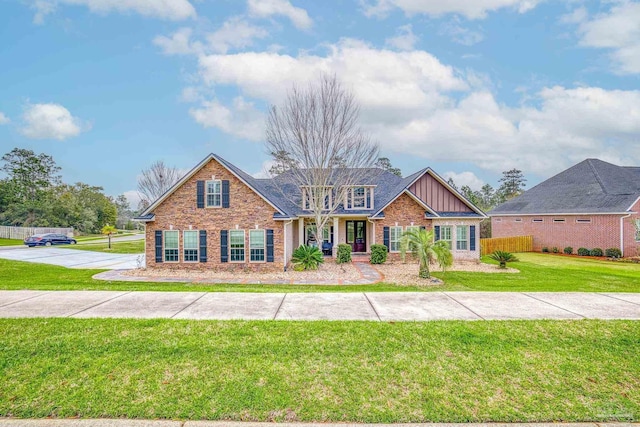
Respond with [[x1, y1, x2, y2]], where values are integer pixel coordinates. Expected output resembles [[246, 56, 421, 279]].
[[490, 158, 640, 257], [135, 153, 486, 270]]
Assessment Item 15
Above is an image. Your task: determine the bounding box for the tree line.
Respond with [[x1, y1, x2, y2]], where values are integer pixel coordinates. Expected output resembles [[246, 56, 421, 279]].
[[0, 148, 136, 233]]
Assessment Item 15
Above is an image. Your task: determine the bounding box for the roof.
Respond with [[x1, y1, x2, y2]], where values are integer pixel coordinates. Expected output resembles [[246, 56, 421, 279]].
[[490, 158, 640, 215], [138, 153, 486, 221]]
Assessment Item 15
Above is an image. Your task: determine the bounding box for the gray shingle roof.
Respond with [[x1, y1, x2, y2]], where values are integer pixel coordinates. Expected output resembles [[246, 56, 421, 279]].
[[490, 159, 640, 215]]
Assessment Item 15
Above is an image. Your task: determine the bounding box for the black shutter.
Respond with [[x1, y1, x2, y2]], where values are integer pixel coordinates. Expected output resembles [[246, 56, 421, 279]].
[[383, 226, 390, 250], [266, 229, 274, 262], [434, 226, 440, 241], [197, 180, 205, 209], [222, 180, 230, 208], [199, 230, 207, 262], [155, 230, 163, 263], [470, 225, 476, 251], [220, 230, 228, 263]]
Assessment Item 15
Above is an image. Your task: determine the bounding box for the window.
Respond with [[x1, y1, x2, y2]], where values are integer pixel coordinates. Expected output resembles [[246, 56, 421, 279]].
[[440, 226, 452, 249], [635, 219, 640, 242], [576, 218, 592, 224], [389, 226, 402, 252], [532, 218, 544, 223], [206, 180, 221, 207], [164, 230, 179, 262], [515, 218, 522, 222], [229, 230, 245, 262], [302, 187, 332, 211], [553, 218, 565, 223], [183, 230, 198, 262], [456, 226, 468, 250], [405, 225, 420, 235], [249, 229, 265, 262], [346, 187, 373, 210]]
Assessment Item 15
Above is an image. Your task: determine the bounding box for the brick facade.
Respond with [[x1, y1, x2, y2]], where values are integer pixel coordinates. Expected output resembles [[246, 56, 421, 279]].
[[145, 158, 285, 271], [492, 204, 640, 257]]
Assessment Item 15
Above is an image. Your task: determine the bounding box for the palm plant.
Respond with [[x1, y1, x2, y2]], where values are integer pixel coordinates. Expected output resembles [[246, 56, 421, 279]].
[[291, 245, 325, 271], [400, 228, 453, 279], [489, 250, 519, 268], [101, 224, 117, 249]]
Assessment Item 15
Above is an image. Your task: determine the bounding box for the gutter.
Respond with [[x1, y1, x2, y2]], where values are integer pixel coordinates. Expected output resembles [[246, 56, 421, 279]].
[[620, 213, 632, 257]]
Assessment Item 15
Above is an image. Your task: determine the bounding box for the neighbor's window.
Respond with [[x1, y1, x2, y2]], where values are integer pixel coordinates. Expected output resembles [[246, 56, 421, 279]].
[[514, 218, 522, 222], [346, 187, 373, 210], [183, 230, 198, 262], [553, 218, 565, 223], [576, 218, 592, 224], [456, 225, 468, 250], [389, 226, 402, 252], [164, 230, 179, 262], [440, 226, 452, 249], [635, 219, 640, 241], [249, 229, 265, 262], [532, 218, 544, 223], [206, 180, 221, 207], [229, 230, 245, 262]]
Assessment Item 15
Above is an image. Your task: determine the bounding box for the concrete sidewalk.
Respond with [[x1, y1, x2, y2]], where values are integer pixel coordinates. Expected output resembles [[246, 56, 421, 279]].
[[0, 290, 638, 321], [0, 420, 637, 427]]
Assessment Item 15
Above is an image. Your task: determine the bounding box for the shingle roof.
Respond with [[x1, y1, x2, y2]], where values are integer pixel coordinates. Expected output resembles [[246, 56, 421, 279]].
[[490, 159, 640, 215]]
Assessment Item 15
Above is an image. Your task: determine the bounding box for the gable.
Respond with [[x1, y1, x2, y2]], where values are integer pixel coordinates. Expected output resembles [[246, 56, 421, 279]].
[[409, 173, 473, 213]]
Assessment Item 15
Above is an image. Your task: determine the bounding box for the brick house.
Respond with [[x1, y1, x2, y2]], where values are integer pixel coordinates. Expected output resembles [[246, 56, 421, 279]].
[[491, 159, 640, 257], [135, 153, 486, 270]]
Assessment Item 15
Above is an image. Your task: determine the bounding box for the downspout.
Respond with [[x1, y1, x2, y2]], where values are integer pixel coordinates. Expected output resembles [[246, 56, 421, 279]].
[[283, 219, 293, 271], [620, 213, 631, 257], [367, 217, 376, 247]]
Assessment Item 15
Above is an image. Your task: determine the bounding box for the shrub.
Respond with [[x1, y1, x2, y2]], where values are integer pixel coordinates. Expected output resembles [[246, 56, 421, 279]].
[[551, 247, 559, 253], [541, 247, 549, 253], [563, 246, 573, 255], [577, 247, 590, 256], [489, 250, 519, 269], [291, 245, 324, 271], [590, 247, 603, 257], [336, 243, 352, 264], [605, 247, 622, 258], [370, 244, 388, 264]]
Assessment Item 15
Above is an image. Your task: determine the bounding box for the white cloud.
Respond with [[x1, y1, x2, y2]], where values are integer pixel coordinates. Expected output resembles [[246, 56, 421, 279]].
[[570, 2, 640, 74], [361, 0, 541, 20], [122, 190, 143, 210], [252, 160, 276, 178], [0, 112, 9, 125], [207, 17, 268, 54], [21, 103, 88, 140], [153, 27, 203, 56], [30, 0, 196, 24], [248, 0, 313, 29], [439, 19, 484, 46], [189, 97, 264, 141], [385, 24, 418, 51], [442, 171, 484, 190]]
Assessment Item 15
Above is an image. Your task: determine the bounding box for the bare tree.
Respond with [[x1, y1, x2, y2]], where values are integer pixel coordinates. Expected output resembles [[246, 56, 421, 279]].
[[266, 75, 379, 244], [137, 160, 181, 205]]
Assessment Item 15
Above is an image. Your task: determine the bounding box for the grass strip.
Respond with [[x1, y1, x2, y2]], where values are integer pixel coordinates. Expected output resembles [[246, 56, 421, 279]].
[[66, 240, 145, 254], [0, 318, 637, 422], [0, 238, 23, 246]]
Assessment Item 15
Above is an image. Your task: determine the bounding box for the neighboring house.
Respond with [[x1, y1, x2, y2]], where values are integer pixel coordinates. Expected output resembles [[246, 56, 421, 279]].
[[135, 153, 486, 270], [490, 159, 640, 257]]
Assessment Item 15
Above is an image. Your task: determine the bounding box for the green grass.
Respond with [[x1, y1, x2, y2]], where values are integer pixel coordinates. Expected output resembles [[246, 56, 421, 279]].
[[0, 252, 639, 292], [0, 318, 637, 422], [74, 232, 140, 242], [0, 238, 23, 246], [67, 239, 144, 254]]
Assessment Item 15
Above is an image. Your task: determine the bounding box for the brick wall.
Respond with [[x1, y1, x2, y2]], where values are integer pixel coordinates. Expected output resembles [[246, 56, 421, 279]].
[[145, 158, 285, 271], [491, 212, 640, 256]]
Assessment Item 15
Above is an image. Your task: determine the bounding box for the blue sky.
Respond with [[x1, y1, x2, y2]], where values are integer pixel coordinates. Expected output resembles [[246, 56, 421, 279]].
[[1, 0, 639, 207]]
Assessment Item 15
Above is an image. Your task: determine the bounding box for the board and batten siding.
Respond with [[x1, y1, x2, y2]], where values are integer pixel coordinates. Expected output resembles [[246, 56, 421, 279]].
[[409, 174, 472, 212]]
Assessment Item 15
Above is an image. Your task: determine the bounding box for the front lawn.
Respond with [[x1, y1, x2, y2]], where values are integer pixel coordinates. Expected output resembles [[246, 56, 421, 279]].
[[67, 239, 144, 254], [0, 238, 23, 246], [0, 318, 637, 422]]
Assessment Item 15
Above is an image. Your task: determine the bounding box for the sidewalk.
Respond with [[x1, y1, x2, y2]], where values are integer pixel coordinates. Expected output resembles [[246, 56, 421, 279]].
[[0, 290, 638, 321], [0, 420, 637, 427]]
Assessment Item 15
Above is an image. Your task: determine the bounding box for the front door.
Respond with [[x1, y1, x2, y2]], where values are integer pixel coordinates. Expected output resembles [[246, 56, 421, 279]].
[[346, 220, 366, 252]]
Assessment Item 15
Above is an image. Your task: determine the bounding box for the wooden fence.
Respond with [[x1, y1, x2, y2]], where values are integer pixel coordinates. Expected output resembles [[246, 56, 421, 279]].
[[0, 226, 74, 240], [480, 235, 533, 255]]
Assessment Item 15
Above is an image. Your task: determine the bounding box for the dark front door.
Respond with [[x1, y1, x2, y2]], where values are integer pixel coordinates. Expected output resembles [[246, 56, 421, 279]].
[[346, 220, 366, 252]]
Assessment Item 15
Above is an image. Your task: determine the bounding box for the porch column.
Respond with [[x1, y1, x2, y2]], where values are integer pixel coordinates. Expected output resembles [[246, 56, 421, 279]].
[[298, 218, 305, 247], [332, 217, 339, 257]]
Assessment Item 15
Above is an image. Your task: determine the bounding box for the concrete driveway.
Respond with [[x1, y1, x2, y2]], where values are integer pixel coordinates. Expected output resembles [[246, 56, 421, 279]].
[[0, 247, 143, 269], [0, 290, 638, 320]]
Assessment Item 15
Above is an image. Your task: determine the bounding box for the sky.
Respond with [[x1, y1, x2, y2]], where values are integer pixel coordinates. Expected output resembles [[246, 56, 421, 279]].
[[0, 0, 639, 208]]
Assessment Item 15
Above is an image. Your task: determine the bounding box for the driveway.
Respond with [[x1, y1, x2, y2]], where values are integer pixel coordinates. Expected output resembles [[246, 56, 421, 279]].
[[0, 247, 143, 269]]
